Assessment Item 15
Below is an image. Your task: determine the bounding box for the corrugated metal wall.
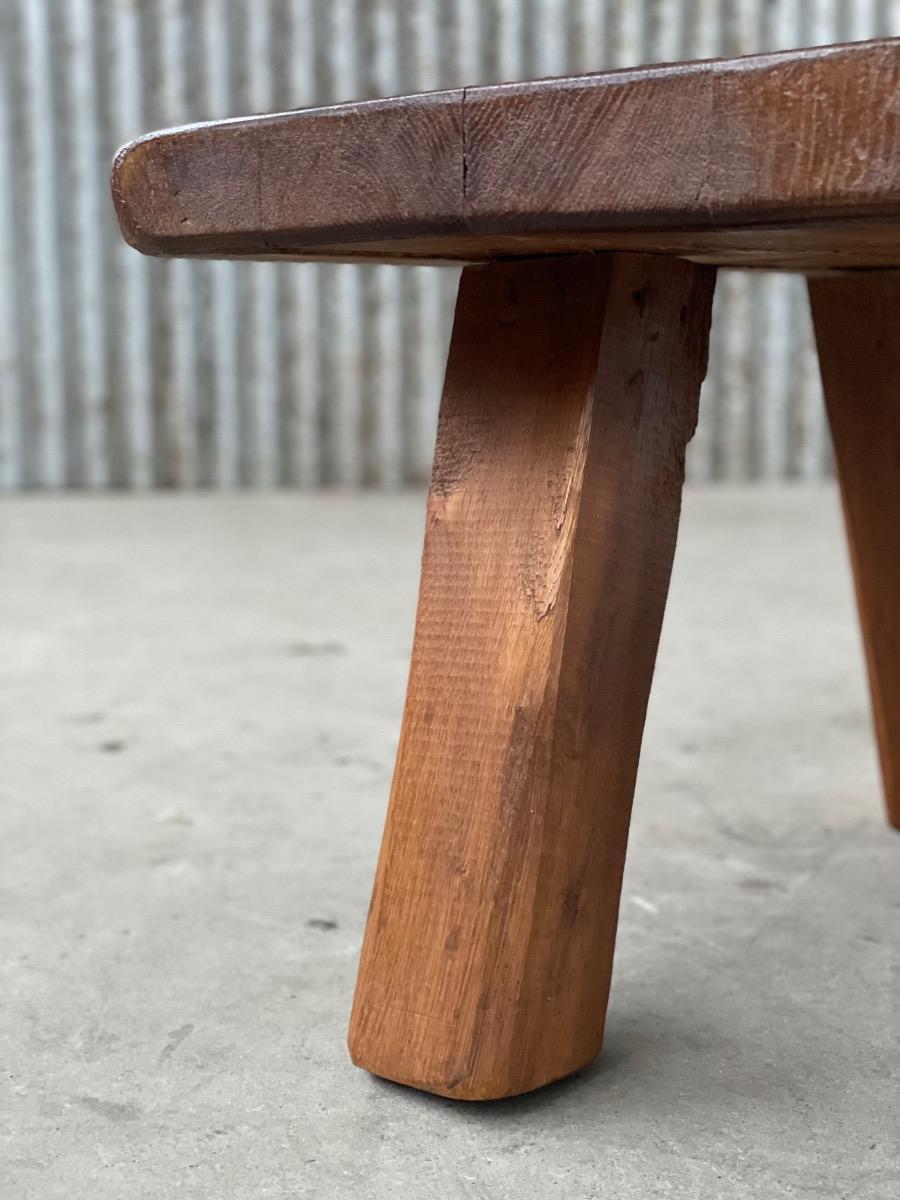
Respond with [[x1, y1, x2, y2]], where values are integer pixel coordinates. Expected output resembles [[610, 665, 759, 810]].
[[2, 1, 898, 490]]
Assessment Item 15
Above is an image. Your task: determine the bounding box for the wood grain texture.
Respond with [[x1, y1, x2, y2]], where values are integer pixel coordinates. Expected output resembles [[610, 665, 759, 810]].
[[463, 39, 900, 235], [809, 275, 900, 830], [112, 38, 900, 269], [348, 253, 715, 1100], [112, 90, 465, 258]]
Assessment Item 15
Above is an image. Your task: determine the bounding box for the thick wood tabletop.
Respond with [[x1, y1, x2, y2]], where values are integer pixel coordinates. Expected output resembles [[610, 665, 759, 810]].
[[112, 38, 900, 271]]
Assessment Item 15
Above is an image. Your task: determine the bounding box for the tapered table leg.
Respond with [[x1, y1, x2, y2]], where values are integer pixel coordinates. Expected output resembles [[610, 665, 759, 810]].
[[810, 274, 900, 830], [349, 253, 716, 1099]]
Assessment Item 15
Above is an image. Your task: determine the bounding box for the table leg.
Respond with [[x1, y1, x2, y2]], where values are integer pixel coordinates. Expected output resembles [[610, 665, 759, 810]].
[[810, 274, 900, 830], [349, 253, 716, 1099]]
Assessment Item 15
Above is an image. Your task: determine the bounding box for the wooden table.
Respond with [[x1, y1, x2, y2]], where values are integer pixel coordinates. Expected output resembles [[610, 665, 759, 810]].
[[113, 38, 900, 1101]]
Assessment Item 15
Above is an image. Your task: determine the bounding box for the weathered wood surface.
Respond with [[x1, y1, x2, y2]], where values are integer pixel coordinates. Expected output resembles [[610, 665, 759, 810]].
[[809, 275, 900, 830], [348, 253, 716, 1099], [112, 39, 900, 269]]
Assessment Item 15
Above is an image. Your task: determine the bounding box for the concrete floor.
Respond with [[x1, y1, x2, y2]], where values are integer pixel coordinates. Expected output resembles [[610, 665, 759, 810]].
[[1, 487, 897, 1199]]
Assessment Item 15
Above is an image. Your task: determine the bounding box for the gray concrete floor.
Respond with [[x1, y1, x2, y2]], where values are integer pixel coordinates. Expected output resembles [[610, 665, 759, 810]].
[[1, 487, 897, 1199]]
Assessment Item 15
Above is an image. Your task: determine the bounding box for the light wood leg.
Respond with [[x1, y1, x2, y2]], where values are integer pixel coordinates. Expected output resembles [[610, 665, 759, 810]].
[[349, 253, 716, 1099], [810, 274, 900, 830]]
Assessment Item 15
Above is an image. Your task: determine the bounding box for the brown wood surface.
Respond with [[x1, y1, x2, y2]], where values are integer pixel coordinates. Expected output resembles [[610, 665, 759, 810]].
[[185, 221, 900, 272], [809, 275, 900, 830], [348, 253, 715, 1100], [112, 38, 900, 269]]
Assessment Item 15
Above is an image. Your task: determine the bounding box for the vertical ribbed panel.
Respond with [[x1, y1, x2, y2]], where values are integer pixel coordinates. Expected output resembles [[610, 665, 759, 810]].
[[3, 0, 899, 489]]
